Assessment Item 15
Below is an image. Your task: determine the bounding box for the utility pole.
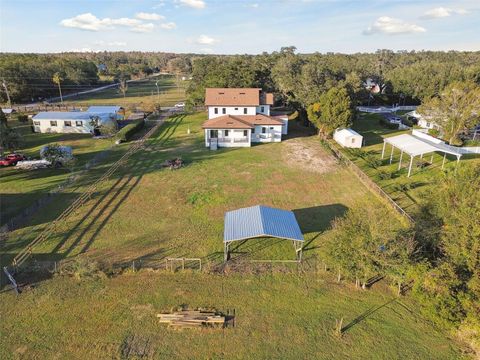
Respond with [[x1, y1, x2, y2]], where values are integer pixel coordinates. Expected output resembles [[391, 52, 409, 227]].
[[2, 79, 11, 107], [155, 80, 160, 101]]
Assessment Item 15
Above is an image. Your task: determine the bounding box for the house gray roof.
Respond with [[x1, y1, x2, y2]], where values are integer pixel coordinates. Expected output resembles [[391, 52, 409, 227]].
[[87, 106, 122, 113], [224, 205, 304, 243], [32, 112, 93, 120]]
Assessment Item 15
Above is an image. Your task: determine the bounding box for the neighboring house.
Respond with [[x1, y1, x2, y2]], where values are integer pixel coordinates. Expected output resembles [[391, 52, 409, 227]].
[[333, 128, 363, 148], [32, 112, 96, 134], [32, 106, 122, 134], [202, 88, 288, 148]]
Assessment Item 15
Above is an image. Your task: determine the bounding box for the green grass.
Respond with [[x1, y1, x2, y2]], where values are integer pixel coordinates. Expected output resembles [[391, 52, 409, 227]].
[[335, 113, 480, 215], [64, 74, 186, 108], [0, 272, 466, 359], [0, 113, 465, 359], [2, 112, 404, 265], [0, 120, 115, 225]]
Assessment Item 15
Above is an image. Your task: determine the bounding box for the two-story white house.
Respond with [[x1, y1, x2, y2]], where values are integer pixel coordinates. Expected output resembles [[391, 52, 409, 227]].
[[202, 88, 288, 148]]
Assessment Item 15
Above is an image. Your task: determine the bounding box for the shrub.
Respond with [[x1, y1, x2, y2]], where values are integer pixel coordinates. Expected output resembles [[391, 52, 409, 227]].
[[463, 139, 480, 147], [378, 170, 393, 180], [364, 153, 382, 169], [17, 113, 29, 123], [116, 119, 144, 143], [402, 118, 414, 127], [428, 128, 440, 137]]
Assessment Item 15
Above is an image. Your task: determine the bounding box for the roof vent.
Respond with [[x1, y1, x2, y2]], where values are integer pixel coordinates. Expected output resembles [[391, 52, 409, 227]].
[[219, 92, 225, 95], [239, 92, 245, 95]]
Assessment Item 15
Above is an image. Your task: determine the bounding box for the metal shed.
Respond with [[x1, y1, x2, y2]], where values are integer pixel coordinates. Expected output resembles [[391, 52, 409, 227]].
[[223, 205, 304, 262]]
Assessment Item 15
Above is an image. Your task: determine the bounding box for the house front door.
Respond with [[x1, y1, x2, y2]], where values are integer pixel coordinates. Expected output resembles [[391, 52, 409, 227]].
[[210, 130, 218, 138]]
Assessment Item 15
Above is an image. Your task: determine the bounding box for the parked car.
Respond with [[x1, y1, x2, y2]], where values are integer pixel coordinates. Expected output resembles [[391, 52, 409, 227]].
[[174, 102, 185, 108], [0, 153, 26, 166]]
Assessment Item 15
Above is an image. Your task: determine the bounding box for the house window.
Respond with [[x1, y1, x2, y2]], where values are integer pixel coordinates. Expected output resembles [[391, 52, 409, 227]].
[[33, 121, 40, 126], [243, 130, 248, 137], [270, 127, 274, 130], [261, 106, 265, 112], [244, 108, 247, 114], [351, 138, 355, 143], [426, 122, 431, 128], [50, 121, 57, 127], [252, 128, 255, 134], [262, 127, 266, 134], [225, 130, 229, 137], [222, 108, 226, 114], [214, 108, 218, 114], [234, 108, 238, 110], [76, 120, 83, 127], [64, 121, 72, 127]]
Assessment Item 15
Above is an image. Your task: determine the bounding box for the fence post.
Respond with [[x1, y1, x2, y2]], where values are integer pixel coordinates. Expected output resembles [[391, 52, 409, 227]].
[[132, 261, 135, 272]]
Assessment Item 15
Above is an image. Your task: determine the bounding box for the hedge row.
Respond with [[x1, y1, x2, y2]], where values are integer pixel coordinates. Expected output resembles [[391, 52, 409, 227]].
[[116, 119, 145, 142]]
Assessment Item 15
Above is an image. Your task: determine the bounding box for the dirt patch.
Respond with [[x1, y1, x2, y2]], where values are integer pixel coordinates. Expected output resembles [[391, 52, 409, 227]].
[[282, 138, 337, 174]]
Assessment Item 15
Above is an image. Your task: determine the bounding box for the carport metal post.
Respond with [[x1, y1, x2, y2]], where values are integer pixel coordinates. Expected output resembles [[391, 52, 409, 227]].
[[381, 141, 386, 159], [407, 155, 414, 177], [389, 144, 395, 164], [398, 150, 404, 170], [442, 153, 447, 169]]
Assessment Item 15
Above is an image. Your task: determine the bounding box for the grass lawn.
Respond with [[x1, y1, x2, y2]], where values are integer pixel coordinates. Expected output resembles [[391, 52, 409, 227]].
[[0, 120, 116, 226], [2, 112, 407, 266], [0, 272, 465, 359], [64, 74, 186, 108], [335, 113, 480, 215], [0, 112, 465, 359]]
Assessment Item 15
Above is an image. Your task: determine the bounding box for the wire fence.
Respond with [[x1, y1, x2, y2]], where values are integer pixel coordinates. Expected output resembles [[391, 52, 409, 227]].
[[325, 140, 415, 224]]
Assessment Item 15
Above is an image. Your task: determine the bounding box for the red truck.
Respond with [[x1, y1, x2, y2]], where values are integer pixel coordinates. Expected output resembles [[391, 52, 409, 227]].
[[0, 153, 26, 166]]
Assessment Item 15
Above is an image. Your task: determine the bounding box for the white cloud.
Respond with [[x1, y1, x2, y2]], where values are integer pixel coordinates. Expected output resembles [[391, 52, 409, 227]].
[[200, 48, 214, 53], [93, 40, 127, 47], [178, 0, 206, 9], [131, 23, 155, 33], [69, 47, 95, 52], [422, 7, 469, 19], [250, 3, 259, 8], [135, 12, 165, 21], [160, 22, 177, 30], [196, 34, 217, 45], [61, 13, 163, 33], [363, 17, 426, 35]]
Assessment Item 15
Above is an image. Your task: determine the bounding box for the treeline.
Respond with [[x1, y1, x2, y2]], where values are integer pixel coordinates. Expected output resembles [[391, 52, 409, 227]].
[[186, 47, 480, 109], [0, 52, 199, 103], [322, 165, 480, 352]]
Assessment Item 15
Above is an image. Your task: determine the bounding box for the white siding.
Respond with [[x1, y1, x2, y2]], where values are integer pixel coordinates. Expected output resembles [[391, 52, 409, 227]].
[[333, 129, 363, 148], [208, 106, 256, 119], [33, 119, 93, 134], [251, 125, 282, 143], [255, 105, 271, 116], [204, 128, 251, 148]]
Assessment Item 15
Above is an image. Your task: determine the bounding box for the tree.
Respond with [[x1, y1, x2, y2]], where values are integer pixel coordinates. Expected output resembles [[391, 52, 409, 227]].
[[52, 72, 63, 104], [324, 204, 415, 290], [41, 143, 75, 169], [412, 164, 480, 347], [119, 78, 128, 99], [0, 108, 20, 155], [307, 86, 354, 138], [418, 81, 480, 145]]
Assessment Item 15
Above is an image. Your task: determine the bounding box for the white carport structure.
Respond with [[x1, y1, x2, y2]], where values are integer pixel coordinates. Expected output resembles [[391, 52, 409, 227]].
[[381, 134, 463, 177]]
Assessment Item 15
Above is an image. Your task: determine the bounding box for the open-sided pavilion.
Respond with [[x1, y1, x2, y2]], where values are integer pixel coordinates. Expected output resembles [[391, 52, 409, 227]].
[[223, 205, 304, 262], [381, 133, 463, 177]]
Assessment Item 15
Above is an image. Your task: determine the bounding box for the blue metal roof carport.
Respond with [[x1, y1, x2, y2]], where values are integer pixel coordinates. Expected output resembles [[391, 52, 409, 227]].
[[223, 205, 304, 262]]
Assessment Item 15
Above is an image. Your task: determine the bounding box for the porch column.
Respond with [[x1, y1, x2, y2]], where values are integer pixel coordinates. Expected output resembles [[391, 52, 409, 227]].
[[407, 155, 414, 177], [442, 153, 447, 169], [381, 141, 386, 159], [389, 144, 395, 164], [398, 151, 403, 170], [430, 154, 434, 164]]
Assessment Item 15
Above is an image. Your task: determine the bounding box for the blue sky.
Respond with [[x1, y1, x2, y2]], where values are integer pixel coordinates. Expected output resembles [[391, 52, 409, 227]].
[[1, 0, 479, 53]]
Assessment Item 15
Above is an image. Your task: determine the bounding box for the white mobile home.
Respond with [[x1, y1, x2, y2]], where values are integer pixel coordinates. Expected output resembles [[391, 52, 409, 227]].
[[333, 128, 363, 148], [32, 111, 117, 134]]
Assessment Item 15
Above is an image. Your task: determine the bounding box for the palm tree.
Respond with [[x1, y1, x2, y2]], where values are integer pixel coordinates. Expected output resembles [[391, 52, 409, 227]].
[[52, 72, 63, 104]]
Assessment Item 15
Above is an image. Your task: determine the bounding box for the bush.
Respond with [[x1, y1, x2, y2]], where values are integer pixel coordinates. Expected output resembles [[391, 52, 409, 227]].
[[402, 118, 414, 127], [378, 170, 393, 180], [428, 128, 440, 137], [463, 139, 480, 146], [17, 113, 29, 123], [364, 153, 382, 169], [116, 119, 145, 143], [379, 117, 399, 130]]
